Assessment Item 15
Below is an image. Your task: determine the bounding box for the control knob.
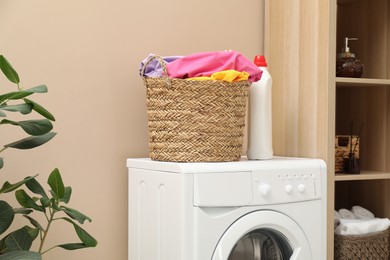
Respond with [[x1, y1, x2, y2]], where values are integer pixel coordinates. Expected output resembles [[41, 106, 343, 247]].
[[285, 184, 293, 194], [259, 184, 271, 197]]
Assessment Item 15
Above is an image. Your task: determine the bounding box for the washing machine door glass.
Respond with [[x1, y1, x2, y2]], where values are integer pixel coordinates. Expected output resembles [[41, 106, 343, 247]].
[[228, 228, 293, 260], [212, 210, 311, 260]]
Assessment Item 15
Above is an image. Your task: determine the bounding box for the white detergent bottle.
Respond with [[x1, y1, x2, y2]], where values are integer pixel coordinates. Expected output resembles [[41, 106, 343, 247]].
[[247, 55, 273, 160]]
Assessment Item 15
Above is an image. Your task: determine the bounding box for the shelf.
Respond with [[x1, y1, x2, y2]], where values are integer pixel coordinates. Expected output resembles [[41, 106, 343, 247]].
[[335, 170, 390, 181], [336, 77, 390, 87]]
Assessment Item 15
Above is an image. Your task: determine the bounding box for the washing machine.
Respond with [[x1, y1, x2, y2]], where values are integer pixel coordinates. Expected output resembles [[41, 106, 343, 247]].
[[127, 157, 327, 260]]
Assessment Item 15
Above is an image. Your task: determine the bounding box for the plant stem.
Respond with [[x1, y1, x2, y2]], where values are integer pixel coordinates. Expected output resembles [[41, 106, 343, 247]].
[[41, 245, 58, 255], [0, 146, 7, 154], [44, 207, 52, 222], [39, 210, 55, 253]]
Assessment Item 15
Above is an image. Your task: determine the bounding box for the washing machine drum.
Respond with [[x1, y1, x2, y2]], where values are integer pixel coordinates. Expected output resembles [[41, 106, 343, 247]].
[[228, 228, 293, 259], [212, 211, 311, 260]]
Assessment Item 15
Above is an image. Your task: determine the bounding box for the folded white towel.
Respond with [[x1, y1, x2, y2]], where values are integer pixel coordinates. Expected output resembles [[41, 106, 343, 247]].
[[351, 205, 375, 219], [334, 210, 341, 229], [334, 218, 390, 235], [338, 208, 355, 219]]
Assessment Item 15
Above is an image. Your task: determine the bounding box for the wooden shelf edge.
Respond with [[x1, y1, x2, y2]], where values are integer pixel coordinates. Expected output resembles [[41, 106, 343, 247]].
[[335, 170, 390, 181], [336, 77, 390, 87]]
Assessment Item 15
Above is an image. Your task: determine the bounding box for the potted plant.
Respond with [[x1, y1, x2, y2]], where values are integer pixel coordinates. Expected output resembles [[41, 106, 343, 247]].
[[0, 55, 97, 259]]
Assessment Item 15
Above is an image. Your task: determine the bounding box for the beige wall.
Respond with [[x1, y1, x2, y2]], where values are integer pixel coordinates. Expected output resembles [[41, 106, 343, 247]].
[[0, 0, 264, 259]]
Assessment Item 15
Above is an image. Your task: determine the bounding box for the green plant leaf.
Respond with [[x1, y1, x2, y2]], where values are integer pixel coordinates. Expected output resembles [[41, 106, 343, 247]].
[[61, 206, 92, 224], [22, 226, 39, 241], [0, 110, 5, 117], [23, 98, 55, 121], [4, 228, 33, 251], [0, 103, 33, 115], [0, 55, 20, 84], [0, 119, 53, 136], [0, 250, 41, 260], [49, 198, 61, 211], [61, 218, 97, 248], [61, 187, 72, 204], [25, 177, 48, 199], [4, 132, 56, 149], [0, 92, 32, 105], [40, 197, 50, 207], [0, 157, 3, 169], [48, 168, 64, 200], [0, 85, 48, 104], [15, 190, 44, 212], [22, 215, 44, 232], [0, 235, 7, 254], [0, 201, 14, 235], [13, 208, 33, 215], [57, 243, 90, 250], [23, 85, 48, 94], [0, 176, 37, 194]]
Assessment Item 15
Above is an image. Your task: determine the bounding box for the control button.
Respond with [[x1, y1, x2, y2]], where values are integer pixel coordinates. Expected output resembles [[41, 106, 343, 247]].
[[259, 184, 271, 197], [298, 184, 305, 193], [285, 184, 293, 194]]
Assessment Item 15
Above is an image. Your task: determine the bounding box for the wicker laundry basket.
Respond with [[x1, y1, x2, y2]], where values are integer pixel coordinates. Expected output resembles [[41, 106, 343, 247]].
[[334, 228, 390, 259], [141, 55, 250, 162]]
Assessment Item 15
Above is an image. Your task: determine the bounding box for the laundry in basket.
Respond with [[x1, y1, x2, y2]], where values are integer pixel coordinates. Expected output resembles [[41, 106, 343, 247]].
[[139, 51, 262, 162]]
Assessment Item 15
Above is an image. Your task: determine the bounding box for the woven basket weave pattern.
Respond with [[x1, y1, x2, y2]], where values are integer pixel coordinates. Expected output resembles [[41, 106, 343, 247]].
[[334, 228, 390, 259], [144, 76, 249, 162]]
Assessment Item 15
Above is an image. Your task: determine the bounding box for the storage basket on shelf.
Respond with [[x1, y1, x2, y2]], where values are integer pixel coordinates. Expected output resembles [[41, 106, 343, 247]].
[[334, 228, 390, 259], [141, 55, 250, 162]]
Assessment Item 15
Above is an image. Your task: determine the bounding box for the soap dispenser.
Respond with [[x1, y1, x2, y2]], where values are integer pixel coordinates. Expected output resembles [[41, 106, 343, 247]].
[[336, 37, 363, 78]]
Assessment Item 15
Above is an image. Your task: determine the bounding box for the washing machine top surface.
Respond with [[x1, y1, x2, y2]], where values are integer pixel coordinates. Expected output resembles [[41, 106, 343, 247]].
[[127, 156, 325, 174], [128, 156, 326, 206]]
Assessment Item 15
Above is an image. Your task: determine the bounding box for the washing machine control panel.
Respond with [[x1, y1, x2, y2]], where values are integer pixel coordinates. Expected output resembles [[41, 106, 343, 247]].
[[251, 166, 322, 205]]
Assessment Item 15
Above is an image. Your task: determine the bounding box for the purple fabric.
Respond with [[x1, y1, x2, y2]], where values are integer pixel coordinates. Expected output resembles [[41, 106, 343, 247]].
[[139, 54, 182, 77]]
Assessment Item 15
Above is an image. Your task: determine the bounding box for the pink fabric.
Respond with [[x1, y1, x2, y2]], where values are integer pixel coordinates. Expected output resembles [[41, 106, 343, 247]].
[[166, 51, 262, 82]]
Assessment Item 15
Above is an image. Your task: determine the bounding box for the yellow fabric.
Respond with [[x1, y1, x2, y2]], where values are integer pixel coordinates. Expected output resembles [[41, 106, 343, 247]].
[[187, 70, 249, 82]]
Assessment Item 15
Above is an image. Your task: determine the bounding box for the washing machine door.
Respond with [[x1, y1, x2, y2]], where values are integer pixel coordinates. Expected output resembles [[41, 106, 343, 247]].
[[212, 210, 311, 260]]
